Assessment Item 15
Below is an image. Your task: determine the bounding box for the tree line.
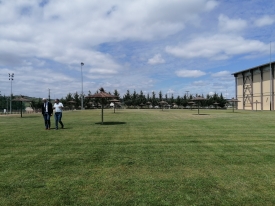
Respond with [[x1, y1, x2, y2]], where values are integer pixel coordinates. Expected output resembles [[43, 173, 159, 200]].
[[122, 90, 227, 108], [0, 89, 228, 111], [0, 95, 26, 111]]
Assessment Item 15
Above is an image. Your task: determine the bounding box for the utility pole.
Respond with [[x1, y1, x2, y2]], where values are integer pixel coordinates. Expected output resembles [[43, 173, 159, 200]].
[[185, 91, 189, 99]]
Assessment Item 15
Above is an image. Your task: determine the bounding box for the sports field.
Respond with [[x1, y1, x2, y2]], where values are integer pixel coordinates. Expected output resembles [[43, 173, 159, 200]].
[[1, 109, 275, 205]]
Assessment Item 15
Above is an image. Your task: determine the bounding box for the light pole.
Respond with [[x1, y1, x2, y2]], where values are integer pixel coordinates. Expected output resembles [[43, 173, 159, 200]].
[[81, 62, 84, 110], [9, 73, 14, 114]]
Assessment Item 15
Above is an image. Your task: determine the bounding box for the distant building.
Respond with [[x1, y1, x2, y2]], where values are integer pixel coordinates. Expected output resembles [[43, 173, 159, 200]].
[[232, 61, 275, 110]]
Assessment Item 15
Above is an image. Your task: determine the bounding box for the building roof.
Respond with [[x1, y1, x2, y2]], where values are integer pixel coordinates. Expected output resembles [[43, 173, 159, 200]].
[[231, 61, 275, 76]]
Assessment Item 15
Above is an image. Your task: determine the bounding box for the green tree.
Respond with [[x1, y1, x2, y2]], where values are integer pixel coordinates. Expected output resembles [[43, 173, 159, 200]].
[[176, 95, 181, 106], [73, 92, 81, 109], [30, 98, 43, 110], [113, 89, 120, 100], [170, 94, 174, 105], [123, 90, 132, 106], [151, 91, 157, 106], [182, 94, 188, 107], [138, 90, 146, 105], [159, 91, 163, 101], [164, 94, 168, 102], [65, 93, 74, 109], [132, 90, 138, 106], [219, 93, 227, 108]]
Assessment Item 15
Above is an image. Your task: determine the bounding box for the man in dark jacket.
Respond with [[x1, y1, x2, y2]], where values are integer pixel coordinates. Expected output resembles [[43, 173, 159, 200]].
[[42, 98, 53, 130]]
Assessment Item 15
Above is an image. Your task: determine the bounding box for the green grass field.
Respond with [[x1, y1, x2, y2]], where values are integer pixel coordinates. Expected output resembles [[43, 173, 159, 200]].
[[1, 109, 275, 205]]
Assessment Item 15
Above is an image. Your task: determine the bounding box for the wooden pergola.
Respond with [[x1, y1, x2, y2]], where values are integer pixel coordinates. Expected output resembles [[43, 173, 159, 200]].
[[12, 96, 31, 118], [192, 96, 206, 115], [158, 100, 168, 111], [227, 98, 240, 112], [86, 88, 117, 124], [109, 98, 120, 113]]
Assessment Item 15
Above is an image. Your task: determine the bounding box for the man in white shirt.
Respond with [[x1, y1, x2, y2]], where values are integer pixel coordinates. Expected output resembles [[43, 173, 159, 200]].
[[53, 99, 64, 130]]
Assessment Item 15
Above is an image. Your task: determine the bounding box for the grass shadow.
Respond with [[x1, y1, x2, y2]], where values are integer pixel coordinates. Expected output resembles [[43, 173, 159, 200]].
[[95, 122, 126, 125], [192, 114, 210, 115]]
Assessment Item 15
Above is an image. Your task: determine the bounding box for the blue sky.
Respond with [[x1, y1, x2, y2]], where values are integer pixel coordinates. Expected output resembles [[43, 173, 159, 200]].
[[0, 0, 275, 99]]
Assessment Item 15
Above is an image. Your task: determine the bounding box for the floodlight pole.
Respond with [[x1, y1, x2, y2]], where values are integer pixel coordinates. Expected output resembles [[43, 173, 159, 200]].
[[8, 73, 14, 114], [81, 62, 84, 110]]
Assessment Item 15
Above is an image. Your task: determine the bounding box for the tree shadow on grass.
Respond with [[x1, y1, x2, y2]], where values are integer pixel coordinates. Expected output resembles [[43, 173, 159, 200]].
[[192, 114, 210, 115], [95, 122, 126, 125]]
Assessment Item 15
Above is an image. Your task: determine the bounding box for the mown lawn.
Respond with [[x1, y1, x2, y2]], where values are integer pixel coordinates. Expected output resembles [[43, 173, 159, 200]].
[[0, 109, 275, 205]]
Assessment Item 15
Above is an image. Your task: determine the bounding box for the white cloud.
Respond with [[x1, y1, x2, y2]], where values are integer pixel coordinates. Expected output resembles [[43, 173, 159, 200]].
[[0, 0, 219, 75], [148, 54, 165, 65], [218, 14, 247, 32], [89, 68, 118, 75], [192, 80, 208, 86], [211, 71, 230, 77], [0, 0, 271, 99], [209, 91, 215, 96], [175, 70, 206, 78], [166, 89, 175, 94], [166, 35, 268, 60], [254, 15, 275, 27]]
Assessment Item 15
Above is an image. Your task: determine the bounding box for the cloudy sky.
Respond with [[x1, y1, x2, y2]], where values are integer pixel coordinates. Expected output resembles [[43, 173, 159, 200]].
[[1, 0, 275, 99]]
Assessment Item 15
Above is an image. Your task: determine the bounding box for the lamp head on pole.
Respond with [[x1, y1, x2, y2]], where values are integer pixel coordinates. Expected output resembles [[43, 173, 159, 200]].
[[9, 73, 14, 80], [81, 62, 84, 66]]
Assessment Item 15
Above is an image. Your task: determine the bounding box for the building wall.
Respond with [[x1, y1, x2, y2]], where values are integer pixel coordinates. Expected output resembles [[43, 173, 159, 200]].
[[234, 63, 274, 111], [252, 70, 261, 110], [237, 76, 243, 109], [234, 62, 275, 110], [262, 67, 271, 110], [243, 72, 252, 110]]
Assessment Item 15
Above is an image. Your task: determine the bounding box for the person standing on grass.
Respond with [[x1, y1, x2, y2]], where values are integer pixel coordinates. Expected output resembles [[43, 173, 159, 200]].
[[53, 99, 64, 130], [42, 98, 53, 130]]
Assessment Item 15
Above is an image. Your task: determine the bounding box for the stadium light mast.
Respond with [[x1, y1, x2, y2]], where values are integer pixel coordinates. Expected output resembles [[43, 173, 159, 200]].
[[9, 73, 14, 114], [81, 62, 84, 110]]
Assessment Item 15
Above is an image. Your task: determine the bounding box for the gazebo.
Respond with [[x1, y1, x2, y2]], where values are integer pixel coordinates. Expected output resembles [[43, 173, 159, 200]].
[[146, 101, 151, 109], [86, 88, 117, 124], [227, 98, 240, 112], [192, 96, 206, 115], [188, 101, 195, 110], [158, 100, 168, 111], [109, 98, 120, 113], [139, 103, 145, 109], [12, 96, 31, 117], [68, 100, 76, 110], [213, 102, 219, 110]]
